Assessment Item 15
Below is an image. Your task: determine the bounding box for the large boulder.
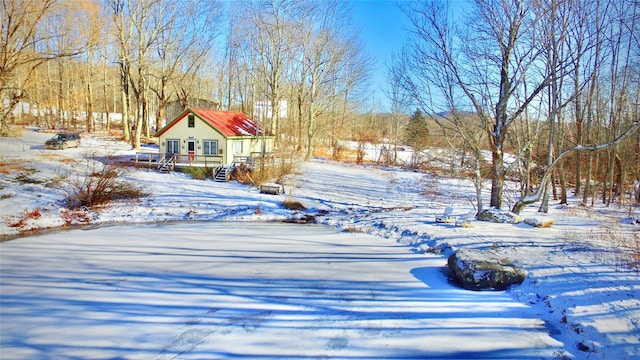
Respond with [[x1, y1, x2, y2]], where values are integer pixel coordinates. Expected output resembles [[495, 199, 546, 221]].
[[476, 209, 523, 224], [524, 217, 555, 228], [447, 249, 526, 291]]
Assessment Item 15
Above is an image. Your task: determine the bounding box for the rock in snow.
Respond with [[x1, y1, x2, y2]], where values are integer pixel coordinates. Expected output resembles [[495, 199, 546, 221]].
[[447, 249, 526, 291], [524, 217, 555, 228], [476, 208, 523, 224]]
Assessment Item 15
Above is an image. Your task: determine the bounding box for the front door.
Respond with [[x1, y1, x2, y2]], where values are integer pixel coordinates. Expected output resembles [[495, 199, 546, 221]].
[[187, 139, 196, 162]]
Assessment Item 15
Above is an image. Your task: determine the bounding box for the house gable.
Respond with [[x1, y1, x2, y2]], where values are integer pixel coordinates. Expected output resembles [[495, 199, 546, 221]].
[[154, 107, 271, 139]]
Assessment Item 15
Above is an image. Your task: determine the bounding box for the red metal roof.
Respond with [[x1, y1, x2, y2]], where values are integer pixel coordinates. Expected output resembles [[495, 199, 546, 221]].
[[155, 108, 271, 138]]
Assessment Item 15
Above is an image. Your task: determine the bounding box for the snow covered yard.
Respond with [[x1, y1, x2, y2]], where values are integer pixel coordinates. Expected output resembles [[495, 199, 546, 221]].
[[0, 222, 561, 359], [1, 129, 639, 359]]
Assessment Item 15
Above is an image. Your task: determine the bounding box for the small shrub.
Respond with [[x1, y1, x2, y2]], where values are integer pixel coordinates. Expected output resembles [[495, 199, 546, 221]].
[[61, 158, 149, 209], [282, 198, 306, 211], [229, 164, 253, 183], [248, 158, 297, 186], [247, 166, 278, 185], [184, 166, 209, 180]]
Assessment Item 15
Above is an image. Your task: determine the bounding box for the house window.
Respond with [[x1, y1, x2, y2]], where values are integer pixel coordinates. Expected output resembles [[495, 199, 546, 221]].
[[203, 140, 218, 155], [188, 114, 195, 128], [233, 140, 243, 154], [167, 139, 180, 154]]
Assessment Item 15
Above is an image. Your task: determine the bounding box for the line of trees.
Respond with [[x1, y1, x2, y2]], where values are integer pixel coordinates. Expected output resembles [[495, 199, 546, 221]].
[[1, 0, 372, 154], [393, 0, 640, 213], [2, 0, 638, 213]]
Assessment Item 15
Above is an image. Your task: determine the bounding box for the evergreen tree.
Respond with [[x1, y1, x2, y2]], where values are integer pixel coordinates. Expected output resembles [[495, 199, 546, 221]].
[[405, 109, 430, 150]]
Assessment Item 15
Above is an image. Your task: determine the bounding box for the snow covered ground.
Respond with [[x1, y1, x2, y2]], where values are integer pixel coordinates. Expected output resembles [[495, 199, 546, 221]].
[[1, 129, 638, 359]]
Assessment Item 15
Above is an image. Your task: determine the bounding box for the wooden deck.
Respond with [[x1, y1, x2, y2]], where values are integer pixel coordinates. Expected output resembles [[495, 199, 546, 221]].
[[134, 152, 223, 170], [133, 152, 275, 173]]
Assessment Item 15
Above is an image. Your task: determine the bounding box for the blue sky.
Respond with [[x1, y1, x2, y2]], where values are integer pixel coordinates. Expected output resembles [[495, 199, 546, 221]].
[[349, 0, 409, 112], [349, 1, 471, 113]]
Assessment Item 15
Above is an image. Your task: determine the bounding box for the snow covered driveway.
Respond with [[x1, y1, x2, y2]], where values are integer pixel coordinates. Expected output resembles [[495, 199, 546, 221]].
[[0, 222, 561, 359]]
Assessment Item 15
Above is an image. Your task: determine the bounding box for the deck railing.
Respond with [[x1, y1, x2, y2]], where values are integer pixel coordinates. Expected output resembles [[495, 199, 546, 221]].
[[134, 152, 161, 169], [134, 152, 274, 172]]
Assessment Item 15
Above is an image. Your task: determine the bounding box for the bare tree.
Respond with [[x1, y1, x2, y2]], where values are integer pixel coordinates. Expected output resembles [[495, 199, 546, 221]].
[[511, 119, 639, 213], [507, 0, 640, 214], [536, 0, 572, 213], [108, 0, 167, 148], [397, 0, 553, 210], [299, 1, 353, 161], [107, 0, 133, 142], [0, 0, 85, 134], [384, 53, 412, 165], [149, 0, 221, 131], [128, 0, 162, 149], [567, 0, 603, 198], [74, 0, 103, 133], [327, 36, 371, 161], [239, 0, 298, 140]]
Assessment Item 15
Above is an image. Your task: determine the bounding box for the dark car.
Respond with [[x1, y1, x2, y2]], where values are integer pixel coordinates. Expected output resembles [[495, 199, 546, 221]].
[[45, 133, 81, 149]]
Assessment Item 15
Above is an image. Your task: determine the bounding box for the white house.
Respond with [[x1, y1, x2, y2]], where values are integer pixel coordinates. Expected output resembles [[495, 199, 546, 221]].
[[154, 107, 274, 174]]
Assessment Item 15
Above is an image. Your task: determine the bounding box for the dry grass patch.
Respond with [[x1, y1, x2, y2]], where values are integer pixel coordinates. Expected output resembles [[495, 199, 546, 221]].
[[563, 224, 640, 272], [60, 209, 91, 225], [282, 198, 306, 211], [342, 227, 365, 233], [38, 153, 60, 160], [9, 208, 43, 228], [37, 152, 76, 164], [0, 162, 28, 175]]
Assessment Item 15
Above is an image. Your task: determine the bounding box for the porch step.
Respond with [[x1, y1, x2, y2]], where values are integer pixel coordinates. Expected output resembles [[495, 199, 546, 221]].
[[157, 155, 175, 172], [214, 166, 231, 182]]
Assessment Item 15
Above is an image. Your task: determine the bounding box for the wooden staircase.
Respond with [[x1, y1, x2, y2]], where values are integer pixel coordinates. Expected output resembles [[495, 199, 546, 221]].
[[157, 155, 175, 172], [214, 165, 233, 182]]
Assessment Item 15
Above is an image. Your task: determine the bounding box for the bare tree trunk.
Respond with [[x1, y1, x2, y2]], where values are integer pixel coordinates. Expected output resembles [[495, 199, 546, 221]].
[[121, 68, 131, 142], [539, 0, 564, 214], [58, 61, 65, 128], [487, 149, 503, 207], [557, 118, 567, 204], [84, 48, 95, 133], [583, 152, 594, 204], [86, 81, 94, 133], [296, 91, 304, 152], [102, 61, 111, 132]]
